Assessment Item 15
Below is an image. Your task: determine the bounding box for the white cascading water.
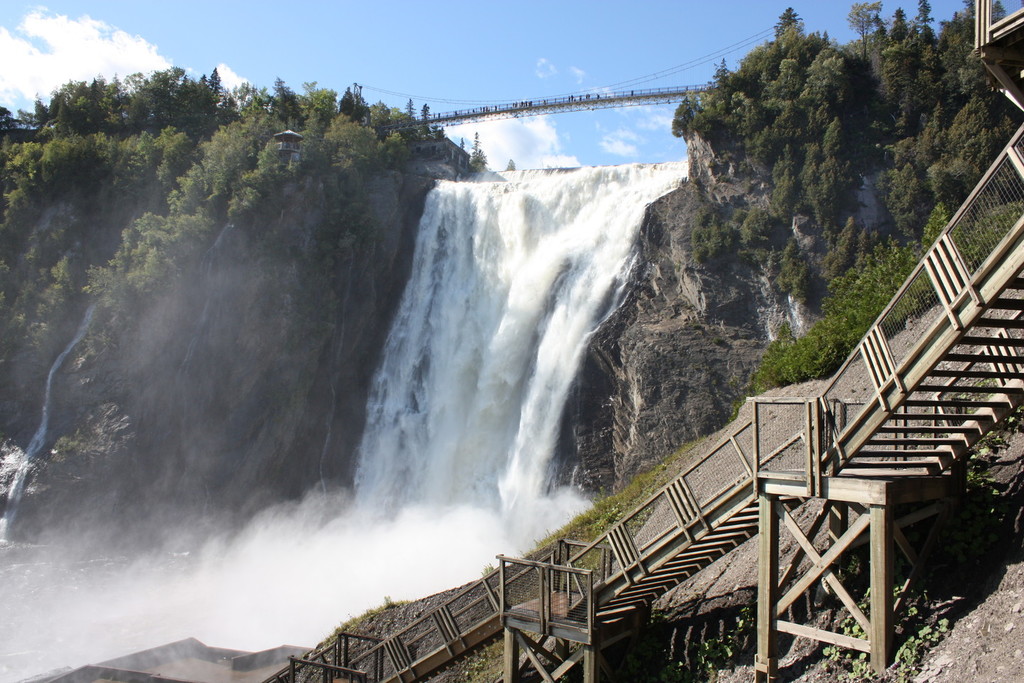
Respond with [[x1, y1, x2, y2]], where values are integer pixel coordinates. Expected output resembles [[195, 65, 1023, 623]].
[[356, 162, 686, 541], [0, 304, 95, 541]]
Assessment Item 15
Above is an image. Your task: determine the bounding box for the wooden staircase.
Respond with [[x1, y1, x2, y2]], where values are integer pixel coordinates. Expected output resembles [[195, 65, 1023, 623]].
[[265, 114, 1024, 683]]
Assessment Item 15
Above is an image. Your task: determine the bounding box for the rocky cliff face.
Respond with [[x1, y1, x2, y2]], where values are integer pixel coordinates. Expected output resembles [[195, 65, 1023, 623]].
[[9, 170, 432, 545], [564, 134, 832, 492]]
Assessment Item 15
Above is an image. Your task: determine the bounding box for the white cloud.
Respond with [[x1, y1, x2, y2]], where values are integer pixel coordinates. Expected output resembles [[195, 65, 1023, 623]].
[[635, 108, 674, 131], [535, 57, 557, 79], [214, 63, 247, 91], [447, 115, 580, 170], [0, 9, 171, 108], [569, 66, 586, 84], [600, 128, 642, 158]]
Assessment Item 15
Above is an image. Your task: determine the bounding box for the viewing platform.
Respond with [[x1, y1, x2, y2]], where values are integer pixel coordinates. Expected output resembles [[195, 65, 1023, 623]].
[[976, 0, 1024, 109]]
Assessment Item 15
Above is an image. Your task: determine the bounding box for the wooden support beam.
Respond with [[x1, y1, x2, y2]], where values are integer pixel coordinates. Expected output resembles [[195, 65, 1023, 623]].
[[778, 507, 872, 635], [870, 504, 894, 675], [504, 628, 520, 683], [776, 620, 870, 653], [517, 632, 558, 683], [894, 502, 952, 614], [778, 502, 831, 589], [756, 492, 780, 682]]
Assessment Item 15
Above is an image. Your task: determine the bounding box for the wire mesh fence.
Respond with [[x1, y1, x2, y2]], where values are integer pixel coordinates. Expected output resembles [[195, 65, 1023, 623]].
[[499, 556, 593, 637], [950, 158, 1024, 273], [681, 438, 750, 506]]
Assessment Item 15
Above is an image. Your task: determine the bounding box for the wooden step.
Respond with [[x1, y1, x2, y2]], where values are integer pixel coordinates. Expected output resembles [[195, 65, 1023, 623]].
[[915, 384, 1024, 395], [972, 317, 1024, 329], [855, 447, 955, 456], [928, 368, 1024, 379], [836, 466, 939, 477], [942, 352, 1024, 364], [846, 458, 945, 468], [892, 410, 997, 421], [875, 425, 982, 434], [955, 336, 1024, 348], [986, 298, 1024, 310], [864, 437, 965, 446], [903, 398, 1011, 409]]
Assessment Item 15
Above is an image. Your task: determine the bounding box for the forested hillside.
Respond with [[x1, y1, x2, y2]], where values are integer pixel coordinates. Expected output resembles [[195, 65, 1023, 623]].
[[0, 71, 439, 543], [672, 1, 1021, 392]]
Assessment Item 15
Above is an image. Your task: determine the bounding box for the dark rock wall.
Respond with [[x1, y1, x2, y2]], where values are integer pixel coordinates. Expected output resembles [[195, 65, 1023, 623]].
[[562, 131, 837, 493]]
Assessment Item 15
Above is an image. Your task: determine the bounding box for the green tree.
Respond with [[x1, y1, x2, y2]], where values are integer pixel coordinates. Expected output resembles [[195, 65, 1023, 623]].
[[469, 133, 488, 172], [776, 238, 811, 302], [775, 7, 803, 38], [505, 159, 516, 171], [0, 106, 17, 133], [271, 77, 302, 126], [916, 0, 936, 43], [300, 83, 339, 134], [849, 2, 883, 59]]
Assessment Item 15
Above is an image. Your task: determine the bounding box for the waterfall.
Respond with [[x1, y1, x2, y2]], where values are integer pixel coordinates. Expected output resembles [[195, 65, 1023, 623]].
[[355, 163, 685, 537], [0, 166, 689, 679], [0, 304, 95, 541]]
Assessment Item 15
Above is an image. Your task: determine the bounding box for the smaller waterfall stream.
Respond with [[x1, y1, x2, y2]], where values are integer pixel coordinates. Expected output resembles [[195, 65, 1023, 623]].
[[0, 304, 95, 541]]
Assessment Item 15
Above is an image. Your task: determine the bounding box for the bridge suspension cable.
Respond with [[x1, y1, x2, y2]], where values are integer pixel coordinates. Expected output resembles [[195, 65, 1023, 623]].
[[360, 25, 772, 109]]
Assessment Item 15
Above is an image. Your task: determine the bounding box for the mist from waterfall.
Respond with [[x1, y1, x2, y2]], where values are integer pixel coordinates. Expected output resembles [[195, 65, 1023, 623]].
[[355, 163, 685, 541]]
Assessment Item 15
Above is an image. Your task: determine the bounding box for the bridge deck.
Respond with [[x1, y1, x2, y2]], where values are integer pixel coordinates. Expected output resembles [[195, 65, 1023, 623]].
[[376, 84, 710, 132]]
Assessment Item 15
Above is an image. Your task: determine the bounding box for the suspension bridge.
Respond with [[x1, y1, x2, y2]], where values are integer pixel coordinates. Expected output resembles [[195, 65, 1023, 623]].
[[373, 83, 712, 133]]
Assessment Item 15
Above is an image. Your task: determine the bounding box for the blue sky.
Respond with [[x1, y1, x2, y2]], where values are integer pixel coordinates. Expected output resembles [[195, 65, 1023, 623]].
[[0, 1, 971, 169]]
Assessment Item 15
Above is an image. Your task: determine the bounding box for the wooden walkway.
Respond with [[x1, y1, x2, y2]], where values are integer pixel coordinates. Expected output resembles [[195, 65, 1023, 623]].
[[263, 112, 1024, 683]]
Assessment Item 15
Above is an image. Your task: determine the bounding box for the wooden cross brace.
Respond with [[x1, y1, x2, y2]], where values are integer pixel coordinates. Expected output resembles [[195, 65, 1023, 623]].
[[757, 491, 953, 681]]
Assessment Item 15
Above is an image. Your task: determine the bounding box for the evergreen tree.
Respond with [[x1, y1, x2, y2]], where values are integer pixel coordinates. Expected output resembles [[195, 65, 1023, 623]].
[[271, 77, 302, 126], [890, 8, 910, 43], [775, 8, 803, 38], [469, 133, 488, 172], [505, 159, 516, 171], [208, 68, 223, 99], [916, 0, 936, 43], [338, 86, 368, 124], [0, 106, 16, 132]]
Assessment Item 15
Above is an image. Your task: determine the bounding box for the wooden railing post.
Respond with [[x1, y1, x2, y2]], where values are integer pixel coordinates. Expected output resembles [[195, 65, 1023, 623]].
[[752, 399, 761, 470]]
